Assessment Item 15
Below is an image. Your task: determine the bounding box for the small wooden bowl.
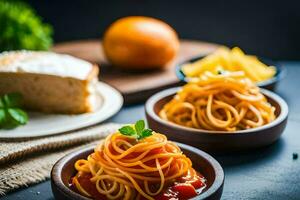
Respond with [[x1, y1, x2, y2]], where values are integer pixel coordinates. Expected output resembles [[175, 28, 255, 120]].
[[145, 87, 288, 153], [175, 56, 286, 91], [51, 144, 224, 200]]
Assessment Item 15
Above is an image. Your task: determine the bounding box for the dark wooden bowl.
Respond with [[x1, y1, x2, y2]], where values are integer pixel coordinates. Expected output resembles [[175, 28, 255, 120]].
[[145, 87, 288, 154], [51, 144, 224, 200], [175, 56, 286, 91]]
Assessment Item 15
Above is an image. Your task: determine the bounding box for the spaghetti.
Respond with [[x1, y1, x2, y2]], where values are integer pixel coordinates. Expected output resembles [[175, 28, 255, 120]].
[[71, 129, 206, 200], [159, 71, 276, 131]]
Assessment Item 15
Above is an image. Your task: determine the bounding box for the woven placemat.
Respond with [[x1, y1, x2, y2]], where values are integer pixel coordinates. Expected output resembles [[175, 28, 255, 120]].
[[0, 123, 122, 195]]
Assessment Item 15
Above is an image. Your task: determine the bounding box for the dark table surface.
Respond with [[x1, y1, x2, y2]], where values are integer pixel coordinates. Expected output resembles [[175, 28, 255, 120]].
[[2, 61, 300, 200]]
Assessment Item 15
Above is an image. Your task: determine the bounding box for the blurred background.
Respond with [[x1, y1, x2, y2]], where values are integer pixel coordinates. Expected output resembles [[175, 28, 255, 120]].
[[26, 0, 300, 60]]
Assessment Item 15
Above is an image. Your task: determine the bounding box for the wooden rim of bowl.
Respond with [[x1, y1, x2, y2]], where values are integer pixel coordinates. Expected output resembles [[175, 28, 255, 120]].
[[145, 87, 288, 135], [51, 146, 92, 200], [176, 142, 224, 199], [51, 144, 224, 200]]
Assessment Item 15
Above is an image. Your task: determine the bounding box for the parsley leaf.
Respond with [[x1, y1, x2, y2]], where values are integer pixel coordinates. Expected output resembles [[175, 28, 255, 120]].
[[135, 120, 145, 135], [0, 99, 4, 108], [118, 126, 136, 136], [138, 129, 153, 140], [217, 69, 225, 75], [3, 93, 22, 107], [0, 110, 5, 126], [0, 93, 28, 129], [118, 120, 153, 140], [8, 108, 28, 125]]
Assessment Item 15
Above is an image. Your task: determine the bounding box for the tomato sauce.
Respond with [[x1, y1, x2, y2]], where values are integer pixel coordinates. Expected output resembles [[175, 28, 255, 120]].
[[70, 173, 106, 200], [70, 171, 206, 200], [152, 172, 206, 200]]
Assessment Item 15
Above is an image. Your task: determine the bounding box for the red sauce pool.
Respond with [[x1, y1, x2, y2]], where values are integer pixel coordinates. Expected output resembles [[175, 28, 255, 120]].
[[70, 171, 206, 200]]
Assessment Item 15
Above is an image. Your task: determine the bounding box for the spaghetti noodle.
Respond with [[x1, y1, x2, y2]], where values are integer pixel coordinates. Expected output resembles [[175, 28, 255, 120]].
[[159, 71, 276, 131], [71, 129, 206, 200]]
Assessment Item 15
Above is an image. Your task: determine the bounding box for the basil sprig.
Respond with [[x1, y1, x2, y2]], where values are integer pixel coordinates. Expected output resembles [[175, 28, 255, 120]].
[[0, 93, 28, 129], [118, 120, 153, 140]]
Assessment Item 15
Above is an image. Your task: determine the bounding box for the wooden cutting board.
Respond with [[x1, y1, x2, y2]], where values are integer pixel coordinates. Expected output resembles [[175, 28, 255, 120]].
[[53, 39, 219, 104]]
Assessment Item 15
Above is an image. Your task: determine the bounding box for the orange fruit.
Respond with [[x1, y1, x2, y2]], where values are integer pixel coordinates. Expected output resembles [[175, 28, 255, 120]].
[[103, 16, 179, 70]]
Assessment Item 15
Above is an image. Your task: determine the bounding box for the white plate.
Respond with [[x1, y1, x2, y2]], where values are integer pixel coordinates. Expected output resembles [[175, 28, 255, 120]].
[[0, 82, 123, 138]]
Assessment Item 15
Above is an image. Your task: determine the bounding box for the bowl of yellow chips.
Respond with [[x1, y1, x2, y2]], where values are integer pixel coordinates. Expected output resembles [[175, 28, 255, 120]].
[[176, 47, 285, 90]]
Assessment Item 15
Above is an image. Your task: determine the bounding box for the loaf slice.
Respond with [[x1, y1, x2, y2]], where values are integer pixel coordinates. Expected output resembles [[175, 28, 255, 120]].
[[0, 51, 99, 114]]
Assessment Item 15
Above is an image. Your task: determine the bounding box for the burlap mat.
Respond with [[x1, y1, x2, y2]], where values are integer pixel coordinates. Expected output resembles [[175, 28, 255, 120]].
[[0, 123, 122, 196]]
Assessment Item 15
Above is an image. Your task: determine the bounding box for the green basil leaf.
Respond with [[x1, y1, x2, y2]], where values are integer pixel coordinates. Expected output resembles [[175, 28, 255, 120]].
[[7, 108, 28, 125], [3, 93, 23, 108], [0, 109, 6, 126], [0, 108, 19, 129], [135, 120, 145, 135], [119, 126, 136, 136], [217, 69, 224, 75], [138, 129, 153, 140], [0, 99, 4, 108]]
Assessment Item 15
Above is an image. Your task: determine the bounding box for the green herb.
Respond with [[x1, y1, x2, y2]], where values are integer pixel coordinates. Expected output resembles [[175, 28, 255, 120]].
[[118, 126, 136, 136], [217, 69, 226, 75], [0, 0, 53, 51], [139, 129, 153, 140], [2, 93, 22, 107], [0, 93, 28, 129], [135, 120, 145, 135], [118, 120, 153, 140]]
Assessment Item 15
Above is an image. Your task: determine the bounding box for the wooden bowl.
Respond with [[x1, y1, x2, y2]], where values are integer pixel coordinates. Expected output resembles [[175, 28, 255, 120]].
[[51, 144, 224, 200], [145, 87, 288, 153], [175, 56, 286, 91]]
